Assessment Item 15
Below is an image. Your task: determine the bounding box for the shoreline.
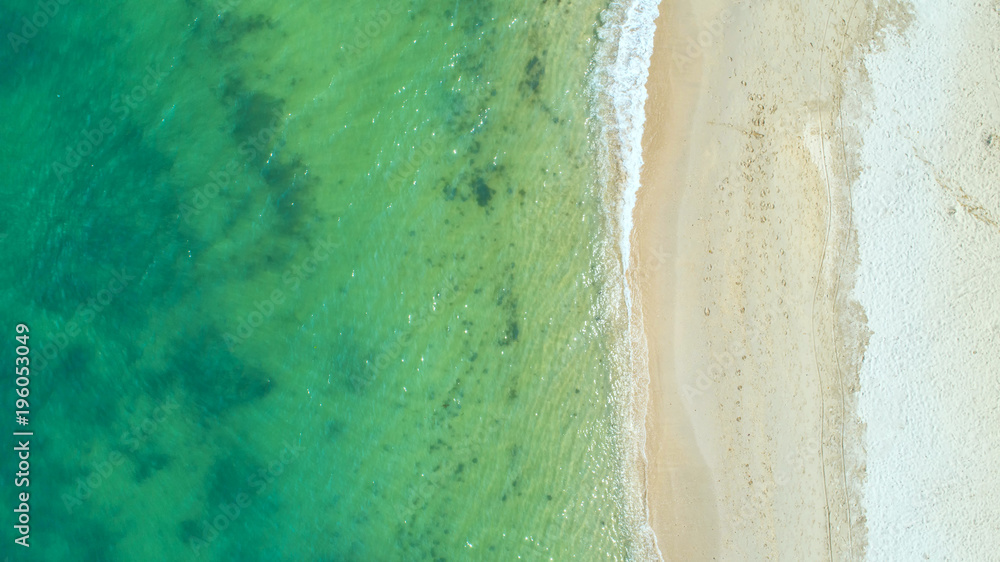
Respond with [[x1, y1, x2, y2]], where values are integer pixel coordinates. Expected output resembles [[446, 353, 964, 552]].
[[633, 0, 723, 559], [587, 0, 662, 558]]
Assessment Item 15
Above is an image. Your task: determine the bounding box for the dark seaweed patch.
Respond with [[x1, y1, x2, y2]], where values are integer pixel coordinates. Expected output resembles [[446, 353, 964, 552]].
[[496, 268, 520, 346], [218, 73, 247, 103], [496, 287, 511, 306], [522, 55, 545, 93], [54, 344, 94, 389], [132, 450, 172, 483], [0, 9, 50, 89], [261, 155, 301, 188], [473, 177, 494, 207], [180, 447, 280, 560], [205, 449, 262, 509], [209, 12, 274, 49], [261, 155, 318, 237], [504, 320, 519, 343], [325, 419, 346, 439], [328, 329, 376, 394], [32, 121, 179, 319], [230, 90, 284, 151], [41, 343, 129, 433], [167, 331, 274, 419], [179, 519, 202, 544]]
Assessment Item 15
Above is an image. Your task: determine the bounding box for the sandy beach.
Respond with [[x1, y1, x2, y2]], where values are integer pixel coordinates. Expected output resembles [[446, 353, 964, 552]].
[[636, 1, 879, 557], [630, 0, 991, 558], [634, 0, 1000, 558]]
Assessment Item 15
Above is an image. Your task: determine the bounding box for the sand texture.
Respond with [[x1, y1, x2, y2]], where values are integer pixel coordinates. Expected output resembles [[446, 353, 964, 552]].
[[633, 0, 941, 559]]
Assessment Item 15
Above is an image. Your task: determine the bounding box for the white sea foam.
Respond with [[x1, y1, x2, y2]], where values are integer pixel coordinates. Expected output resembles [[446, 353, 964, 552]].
[[588, 0, 661, 559], [592, 0, 660, 301]]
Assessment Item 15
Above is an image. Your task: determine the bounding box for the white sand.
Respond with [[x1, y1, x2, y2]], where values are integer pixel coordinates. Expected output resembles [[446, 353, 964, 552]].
[[852, 0, 1000, 559], [638, 0, 876, 558], [634, 0, 999, 559]]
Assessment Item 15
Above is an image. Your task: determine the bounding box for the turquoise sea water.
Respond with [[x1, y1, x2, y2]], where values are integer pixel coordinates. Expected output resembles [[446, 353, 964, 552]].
[[0, 0, 638, 559]]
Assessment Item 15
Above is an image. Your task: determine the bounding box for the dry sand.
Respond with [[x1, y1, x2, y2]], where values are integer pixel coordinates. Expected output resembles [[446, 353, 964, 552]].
[[851, 0, 1000, 558], [635, 0, 889, 559], [635, 0, 1000, 559]]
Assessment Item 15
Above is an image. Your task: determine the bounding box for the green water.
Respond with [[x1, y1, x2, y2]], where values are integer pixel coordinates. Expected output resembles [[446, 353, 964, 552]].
[[0, 0, 634, 559]]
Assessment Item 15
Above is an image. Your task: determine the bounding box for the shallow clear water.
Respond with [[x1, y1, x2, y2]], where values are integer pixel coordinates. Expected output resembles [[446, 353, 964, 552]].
[[0, 0, 635, 559]]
